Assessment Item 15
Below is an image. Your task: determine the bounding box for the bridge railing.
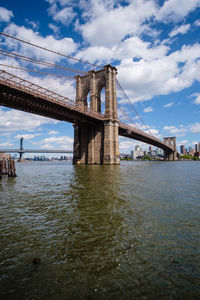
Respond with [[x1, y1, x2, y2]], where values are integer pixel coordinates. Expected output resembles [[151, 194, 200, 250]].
[[0, 70, 104, 120]]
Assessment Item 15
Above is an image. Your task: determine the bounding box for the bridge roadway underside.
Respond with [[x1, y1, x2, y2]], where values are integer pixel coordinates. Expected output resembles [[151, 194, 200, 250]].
[[0, 83, 103, 126], [118, 123, 173, 153], [0, 82, 174, 156]]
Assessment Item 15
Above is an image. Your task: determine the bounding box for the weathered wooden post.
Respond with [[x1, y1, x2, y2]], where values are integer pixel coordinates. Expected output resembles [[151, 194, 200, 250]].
[[2, 158, 7, 175], [11, 159, 17, 177], [0, 160, 2, 179], [7, 159, 17, 177], [0, 155, 17, 178]]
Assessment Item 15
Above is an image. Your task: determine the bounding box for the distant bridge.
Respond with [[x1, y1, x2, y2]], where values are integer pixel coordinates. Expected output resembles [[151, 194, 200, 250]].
[[0, 149, 73, 154]]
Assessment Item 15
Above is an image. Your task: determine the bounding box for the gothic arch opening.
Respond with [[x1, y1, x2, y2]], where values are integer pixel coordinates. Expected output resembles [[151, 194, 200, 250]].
[[100, 87, 105, 114], [87, 91, 90, 111]]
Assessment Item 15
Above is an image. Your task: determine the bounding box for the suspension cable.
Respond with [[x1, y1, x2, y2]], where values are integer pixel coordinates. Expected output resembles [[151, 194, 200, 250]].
[[0, 32, 153, 135], [118, 103, 139, 129], [116, 79, 154, 136], [0, 63, 75, 78], [0, 32, 102, 68], [0, 49, 86, 74]]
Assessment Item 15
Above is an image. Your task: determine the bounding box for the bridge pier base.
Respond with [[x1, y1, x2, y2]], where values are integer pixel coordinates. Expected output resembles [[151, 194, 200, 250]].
[[73, 121, 119, 165], [164, 151, 177, 161], [163, 137, 177, 161]]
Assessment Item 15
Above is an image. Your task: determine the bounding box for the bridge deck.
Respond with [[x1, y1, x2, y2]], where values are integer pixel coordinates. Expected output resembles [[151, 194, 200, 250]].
[[0, 70, 173, 153]]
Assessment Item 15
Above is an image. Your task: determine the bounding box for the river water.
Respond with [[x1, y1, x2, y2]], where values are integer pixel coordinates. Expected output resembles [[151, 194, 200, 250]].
[[0, 161, 199, 300]]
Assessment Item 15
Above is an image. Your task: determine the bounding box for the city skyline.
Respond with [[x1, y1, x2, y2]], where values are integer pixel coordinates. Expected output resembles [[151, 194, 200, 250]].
[[0, 0, 200, 152]]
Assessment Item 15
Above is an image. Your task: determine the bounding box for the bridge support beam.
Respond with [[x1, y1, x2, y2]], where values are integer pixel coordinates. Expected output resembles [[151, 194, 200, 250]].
[[163, 137, 177, 161]]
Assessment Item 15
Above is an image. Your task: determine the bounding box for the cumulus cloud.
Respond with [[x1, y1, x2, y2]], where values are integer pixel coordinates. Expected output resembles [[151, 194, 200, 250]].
[[194, 19, 200, 26], [0, 141, 14, 147], [76, 35, 169, 64], [41, 136, 73, 149], [169, 24, 191, 37], [0, 7, 13, 23], [192, 93, 200, 105], [48, 23, 60, 34], [164, 102, 174, 108], [144, 106, 153, 113], [117, 43, 200, 102], [15, 133, 41, 140], [189, 122, 200, 133], [79, 0, 157, 47], [48, 130, 58, 135], [52, 7, 76, 25], [176, 139, 188, 147], [3, 23, 77, 62], [164, 122, 200, 135], [0, 107, 58, 133], [156, 0, 200, 22]]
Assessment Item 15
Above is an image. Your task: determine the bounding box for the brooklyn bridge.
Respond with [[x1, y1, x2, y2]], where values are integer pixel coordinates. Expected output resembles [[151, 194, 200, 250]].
[[0, 32, 177, 164]]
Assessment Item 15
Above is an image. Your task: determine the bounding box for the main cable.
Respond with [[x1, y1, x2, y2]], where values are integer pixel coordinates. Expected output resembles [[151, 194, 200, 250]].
[[0, 63, 75, 78], [116, 79, 154, 136], [0, 49, 86, 74], [0, 32, 102, 68]]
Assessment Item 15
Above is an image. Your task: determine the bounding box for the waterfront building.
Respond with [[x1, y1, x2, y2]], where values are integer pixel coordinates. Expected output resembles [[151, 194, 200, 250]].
[[195, 144, 200, 152], [180, 145, 185, 154], [131, 145, 144, 159]]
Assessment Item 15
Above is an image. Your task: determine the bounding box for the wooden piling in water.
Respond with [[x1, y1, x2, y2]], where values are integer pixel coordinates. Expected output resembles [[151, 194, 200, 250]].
[[0, 160, 2, 179], [8, 159, 17, 177], [0, 154, 17, 178]]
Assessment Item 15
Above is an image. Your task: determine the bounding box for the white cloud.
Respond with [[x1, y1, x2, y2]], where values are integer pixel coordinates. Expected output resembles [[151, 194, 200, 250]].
[[76, 35, 169, 64], [169, 24, 191, 37], [117, 43, 200, 102], [144, 106, 153, 113], [194, 19, 200, 26], [48, 130, 58, 135], [45, 0, 74, 6], [192, 93, 200, 105], [0, 7, 13, 23], [25, 19, 40, 30], [176, 139, 188, 147], [164, 102, 174, 108], [52, 7, 76, 25], [163, 125, 187, 135], [164, 122, 200, 135], [15, 133, 41, 140], [156, 0, 200, 22], [0, 107, 58, 133], [79, 0, 157, 47], [41, 136, 73, 149], [189, 122, 200, 133], [0, 142, 14, 147], [48, 23, 60, 34], [3, 23, 77, 62]]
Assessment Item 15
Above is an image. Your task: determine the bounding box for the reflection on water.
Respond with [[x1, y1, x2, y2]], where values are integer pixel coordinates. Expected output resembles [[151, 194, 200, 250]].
[[0, 161, 199, 299]]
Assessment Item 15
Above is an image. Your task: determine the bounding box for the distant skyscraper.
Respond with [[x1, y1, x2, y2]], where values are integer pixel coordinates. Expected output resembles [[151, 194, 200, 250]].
[[135, 145, 140, 151], [195, 143, 200, 152], [180, 145, 185, 154]]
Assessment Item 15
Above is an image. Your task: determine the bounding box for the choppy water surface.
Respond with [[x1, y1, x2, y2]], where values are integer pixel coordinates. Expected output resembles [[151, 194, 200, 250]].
[[0, 161, 199, 300]]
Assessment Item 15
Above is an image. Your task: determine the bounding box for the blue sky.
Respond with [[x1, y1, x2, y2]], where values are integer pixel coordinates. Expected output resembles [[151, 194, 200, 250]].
[[0, 0, 200, 155]]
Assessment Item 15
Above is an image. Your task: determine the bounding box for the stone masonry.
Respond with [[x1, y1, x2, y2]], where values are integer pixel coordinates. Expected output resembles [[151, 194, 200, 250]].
[[73, 65, 119, 164], [163, 137, 177, 160]]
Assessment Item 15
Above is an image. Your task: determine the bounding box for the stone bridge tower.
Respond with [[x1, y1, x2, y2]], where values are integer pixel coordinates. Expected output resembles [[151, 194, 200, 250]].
[[73, 65, 119, 164], [163, 137, 177, 160]]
